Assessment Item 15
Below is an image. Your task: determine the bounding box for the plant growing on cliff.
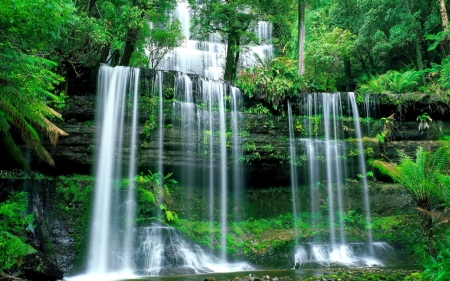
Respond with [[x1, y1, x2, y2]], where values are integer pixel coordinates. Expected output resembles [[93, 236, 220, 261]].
[[373, 146, 450, 257], [236, 57, 303, 111], [136, 170, 179, 223], [417, 112, 432, 131], [0, 192, 35, 273], [375, 114, 395, 150]]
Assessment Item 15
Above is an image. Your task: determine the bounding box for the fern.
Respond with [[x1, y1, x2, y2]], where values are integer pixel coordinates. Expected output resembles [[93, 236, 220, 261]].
[[358, 74, 387, 93], [0, 50, 67, 167], [373, 146, 450, 256]]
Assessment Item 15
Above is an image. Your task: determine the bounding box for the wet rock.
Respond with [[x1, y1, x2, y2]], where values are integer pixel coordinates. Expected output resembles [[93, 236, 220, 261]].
[[20, 250, 63, 281]]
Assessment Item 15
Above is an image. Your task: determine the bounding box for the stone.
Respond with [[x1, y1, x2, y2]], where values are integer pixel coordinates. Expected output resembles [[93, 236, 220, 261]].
[[20, 250, 63, 281]]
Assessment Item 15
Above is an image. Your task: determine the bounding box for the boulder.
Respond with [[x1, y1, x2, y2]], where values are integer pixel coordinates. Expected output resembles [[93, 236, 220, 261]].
[[20, 250, 63, 281]]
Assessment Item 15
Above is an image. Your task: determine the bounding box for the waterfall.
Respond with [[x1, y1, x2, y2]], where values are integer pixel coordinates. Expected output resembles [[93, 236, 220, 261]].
[[135, 223, 250, 276], [156, 1, 273, 79], [215, 82, 228, 262], [348, 92, 374, 256], [231, 87, 243, 222], [174, 73, 196, 213], [287, 101, 300, 247], [168, 75, 250, 268], [86, 65, 140, 276], [292, 93, 379, 267]]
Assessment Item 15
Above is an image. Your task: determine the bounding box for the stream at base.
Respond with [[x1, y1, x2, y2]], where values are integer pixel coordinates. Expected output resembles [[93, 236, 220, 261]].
[[66, 266, 424, 281]]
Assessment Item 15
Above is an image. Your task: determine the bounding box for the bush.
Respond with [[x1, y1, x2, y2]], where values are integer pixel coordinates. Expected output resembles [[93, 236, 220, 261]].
[[423, 233, 450, 281], [0, 192, 35, 270]]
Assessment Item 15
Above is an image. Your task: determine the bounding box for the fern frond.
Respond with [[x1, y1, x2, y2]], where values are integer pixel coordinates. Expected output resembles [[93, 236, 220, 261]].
[[43, 117, 68, 146], [0, 111, 10, 132], [374, 146, 450, 207], [0, 130, 29, 170], [0, 100, 55, 166]]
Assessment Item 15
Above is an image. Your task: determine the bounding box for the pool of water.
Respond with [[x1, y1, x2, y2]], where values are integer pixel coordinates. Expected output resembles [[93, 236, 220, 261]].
[[66, 269, 326, 281], [128, 269, 325, 281]]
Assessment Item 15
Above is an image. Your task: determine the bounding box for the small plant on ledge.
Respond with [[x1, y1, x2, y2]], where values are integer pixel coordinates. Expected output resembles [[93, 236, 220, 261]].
[[417, 112, 432, 131]]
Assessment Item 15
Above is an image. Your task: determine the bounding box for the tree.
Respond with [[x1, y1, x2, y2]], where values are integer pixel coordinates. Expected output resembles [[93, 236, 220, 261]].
[[0, 0, 72, 168], [131, 14, 185, 69], [304, 11, 356, 91], [56, 0, 178, 72], [298, 0, 306, 76], [329, 0, 442, 79], [438, 0, 449, 33], [190, 0, 258, 81], [373, 146, 450, 257]]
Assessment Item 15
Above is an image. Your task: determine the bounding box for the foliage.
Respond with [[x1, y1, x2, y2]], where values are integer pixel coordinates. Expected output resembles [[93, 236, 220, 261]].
[[59, 0, 178, 68], [371, 214, 421, 244], [131, 14, 185, 68], [375, 114, 395, 144], [245, 103, 272, 115], [417, 113, 432, 131], [236, 57, 303, 110], [304, 11, 356, 91], [0, 0, 72, 168], [56, 176, 93, 213], [358, 70, 422, 94], [424, 233, 450, 281], [0, 192, 35, 270], [373, 146, 450, 256], [135, 170, 179, 223]]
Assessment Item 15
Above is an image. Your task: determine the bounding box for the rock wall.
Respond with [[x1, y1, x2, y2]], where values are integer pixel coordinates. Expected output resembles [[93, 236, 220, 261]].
[[31, 91, 450, 189]]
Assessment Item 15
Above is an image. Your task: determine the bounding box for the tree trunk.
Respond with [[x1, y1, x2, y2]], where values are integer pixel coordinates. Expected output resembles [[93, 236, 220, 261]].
[[418, 200, 436, 258], [439, 0, 449, 32], [344, 58, 352, 91], [414, 37, 426, 84], [119, 28, 140, 66], [224, 30, 238, 82], [297, 0, 306, 76]]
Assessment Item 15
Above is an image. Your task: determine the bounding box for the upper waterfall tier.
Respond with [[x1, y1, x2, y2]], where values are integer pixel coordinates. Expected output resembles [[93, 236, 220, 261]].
[[154, 1, 273, 80]]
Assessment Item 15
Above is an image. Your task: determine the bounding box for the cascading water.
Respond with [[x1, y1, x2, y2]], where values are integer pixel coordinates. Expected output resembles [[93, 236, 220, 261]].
[[231, 87, 244, 222], [80, 65, 140, 279], [291, 93, 380, 267], [157, 1, 273, 79], [348, 92, 374, 255], [287, 101, 300, 245], [159, 75, 251, 272]]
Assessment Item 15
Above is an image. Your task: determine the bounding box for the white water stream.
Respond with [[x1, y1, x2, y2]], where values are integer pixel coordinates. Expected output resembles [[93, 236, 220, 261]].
[[289, 93, 379, 267], [156, 1, 273, 79]]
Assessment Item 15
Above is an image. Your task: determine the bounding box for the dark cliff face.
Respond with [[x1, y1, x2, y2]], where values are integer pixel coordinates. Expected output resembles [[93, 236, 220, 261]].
[[8, 70, 450, 182], [22, 91, 449, 189]]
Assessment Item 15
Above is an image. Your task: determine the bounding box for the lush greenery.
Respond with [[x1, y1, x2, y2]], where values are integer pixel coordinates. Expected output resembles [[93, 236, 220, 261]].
[[373, 146, 450, 280], [2, 0, 450, 164], [2, 0, 450, 278], [236, 57, 303, 111], [0, 0, 182, 168], [135, 170, 179, 224], [373, 146, 450, 257], [0, 0, 71, 168], [0, 192, 35, 272], [295, 268, 423, 281], [236, 0, 450, 109]]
